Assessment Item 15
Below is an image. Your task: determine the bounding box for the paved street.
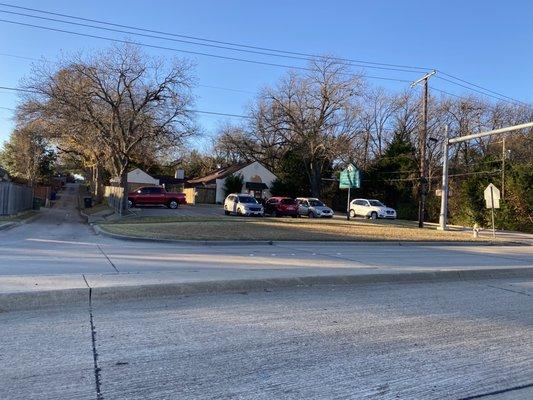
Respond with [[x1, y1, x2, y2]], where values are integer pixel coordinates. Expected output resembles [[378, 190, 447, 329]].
[[1, 185, 532, 297], [2, 279, 533, 399], [1, 184, 532, 399]]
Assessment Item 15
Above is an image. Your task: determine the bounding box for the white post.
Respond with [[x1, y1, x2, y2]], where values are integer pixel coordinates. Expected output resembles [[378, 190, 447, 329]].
[[490, 186, 495, 238], [438, 125, 449, 230], [346, 186, 351, 221]]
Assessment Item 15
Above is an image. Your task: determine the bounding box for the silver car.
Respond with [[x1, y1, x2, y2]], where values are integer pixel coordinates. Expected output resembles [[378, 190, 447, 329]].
[[296, 198, 334, 218], [224, 193, 264, 216]]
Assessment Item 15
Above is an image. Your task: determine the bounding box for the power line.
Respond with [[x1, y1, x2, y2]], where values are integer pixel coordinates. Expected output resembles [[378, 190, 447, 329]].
[[438, 71, 529, 106], [0, 2, 431, 72], [0, 8, 426, 75], [0, 2, 526, 107], [0, 18, 413, 85], [0, 85, 250, 118], [436, 75, 527, 106]]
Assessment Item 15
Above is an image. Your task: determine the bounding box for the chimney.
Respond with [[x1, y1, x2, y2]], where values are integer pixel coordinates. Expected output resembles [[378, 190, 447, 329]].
[[175, 169, 184, 180]]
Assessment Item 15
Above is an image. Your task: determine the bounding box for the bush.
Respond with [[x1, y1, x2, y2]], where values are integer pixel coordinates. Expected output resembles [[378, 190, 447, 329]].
[[223, 174, 244, 196]]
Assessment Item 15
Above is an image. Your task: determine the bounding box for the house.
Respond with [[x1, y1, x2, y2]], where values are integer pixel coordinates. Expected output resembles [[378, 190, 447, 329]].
[[153, 169, 186, 192], [110, 168, 159, 189], [188, 161, 277, 203], [110, 168, 186, 192]]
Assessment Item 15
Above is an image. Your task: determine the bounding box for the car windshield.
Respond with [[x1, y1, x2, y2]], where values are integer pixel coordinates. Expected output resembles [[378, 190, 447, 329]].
[[281, 198, 296, 205], [238, 196, 257, 204], [369, 200, 385, 207], [309, 200, 324, 207]]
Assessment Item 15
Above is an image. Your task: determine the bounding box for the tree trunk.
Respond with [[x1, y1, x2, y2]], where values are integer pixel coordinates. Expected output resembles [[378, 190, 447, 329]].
[[119, 169, 129, 215], [93, 163, 103, 203], [309, 161, 322, 198]]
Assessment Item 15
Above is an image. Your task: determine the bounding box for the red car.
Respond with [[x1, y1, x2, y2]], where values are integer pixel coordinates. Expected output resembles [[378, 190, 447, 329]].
[[264, 197, 299, 217], [127, 186, 186, 209]]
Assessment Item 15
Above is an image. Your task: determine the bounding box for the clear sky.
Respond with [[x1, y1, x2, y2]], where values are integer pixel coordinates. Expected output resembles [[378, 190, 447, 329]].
[[0, 0, 531, 148]]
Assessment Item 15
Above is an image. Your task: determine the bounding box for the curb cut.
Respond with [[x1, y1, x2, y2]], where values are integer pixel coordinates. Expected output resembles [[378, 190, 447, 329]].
[[2, 267, 532, 312], [92, 224, 526, 247]]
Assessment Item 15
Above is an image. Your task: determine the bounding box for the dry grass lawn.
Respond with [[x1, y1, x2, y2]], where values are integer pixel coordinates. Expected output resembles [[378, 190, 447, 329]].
[[100, 216, 491, 242]]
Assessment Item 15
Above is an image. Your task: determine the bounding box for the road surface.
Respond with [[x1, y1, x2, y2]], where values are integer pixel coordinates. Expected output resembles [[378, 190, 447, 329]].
[[1, 184, 532, 399], [0, 184, 532, 296], [2, 279, 533, 399]]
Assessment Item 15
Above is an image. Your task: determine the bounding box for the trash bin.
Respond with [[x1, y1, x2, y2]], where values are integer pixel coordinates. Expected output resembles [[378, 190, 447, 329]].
[[33, 198, 44, 210], [84, 197, 93, 208]]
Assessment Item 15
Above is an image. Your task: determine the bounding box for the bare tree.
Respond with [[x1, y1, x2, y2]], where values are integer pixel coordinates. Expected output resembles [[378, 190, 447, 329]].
[[25, 43, 196, 213], [247, 59, 363, 196]]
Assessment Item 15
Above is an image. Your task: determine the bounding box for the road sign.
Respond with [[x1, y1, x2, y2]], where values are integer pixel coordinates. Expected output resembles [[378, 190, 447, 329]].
[[339, 164, 360, 221], [484, 183, 500, 209], [484, 183, 500, 238], [339, 164, 360, 189]]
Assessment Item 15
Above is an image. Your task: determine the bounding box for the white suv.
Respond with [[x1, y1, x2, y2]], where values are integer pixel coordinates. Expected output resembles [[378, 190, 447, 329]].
[[224, 194, 264, 216], [349, 199, 397, 220]]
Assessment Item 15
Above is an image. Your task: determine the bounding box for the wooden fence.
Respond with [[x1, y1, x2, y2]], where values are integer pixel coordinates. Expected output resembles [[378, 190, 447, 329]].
[[104, 185, 124, 212], [0, 182, 33, 215], [183, 187, 216, 205]]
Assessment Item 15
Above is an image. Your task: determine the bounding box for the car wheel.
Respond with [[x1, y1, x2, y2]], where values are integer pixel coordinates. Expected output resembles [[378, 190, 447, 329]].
[[168, 200, 179, 209], [349, 209, 355, 218], [127, 199, 134, 208], [370, 211, 378, 220], [224, 209, 230, 216]]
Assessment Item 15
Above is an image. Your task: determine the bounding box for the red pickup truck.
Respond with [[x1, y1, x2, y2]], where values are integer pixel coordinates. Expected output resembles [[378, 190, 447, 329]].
[[127, 186, 186, 209]]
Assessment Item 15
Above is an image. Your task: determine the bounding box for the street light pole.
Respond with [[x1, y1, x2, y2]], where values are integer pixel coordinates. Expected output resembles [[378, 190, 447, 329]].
[[438, 121, 533, 231], [501, 136, 506, 200], [438, 125, 449, 231], [411, 70, 436, 228]]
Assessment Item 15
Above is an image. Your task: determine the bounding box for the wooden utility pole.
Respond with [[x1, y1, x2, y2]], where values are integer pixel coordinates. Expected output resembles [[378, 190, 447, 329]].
[[411, 70, 436, 228]]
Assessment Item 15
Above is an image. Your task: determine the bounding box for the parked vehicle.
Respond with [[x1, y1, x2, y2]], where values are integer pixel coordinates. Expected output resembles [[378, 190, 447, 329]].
[[264, 197, 299, 217], [127, 186, 186, 209], [349, 198, 397, 220], [296, 198, 334, 218], [224, 193, 264, 216]]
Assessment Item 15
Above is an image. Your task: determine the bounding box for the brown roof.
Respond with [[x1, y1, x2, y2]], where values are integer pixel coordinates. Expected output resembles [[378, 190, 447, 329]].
[[187, 163, 250, 185]]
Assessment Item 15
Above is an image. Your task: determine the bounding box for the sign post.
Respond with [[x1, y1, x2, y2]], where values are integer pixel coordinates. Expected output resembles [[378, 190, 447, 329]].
[[339, 164, 361, 220], [484, 183, 501, 238]]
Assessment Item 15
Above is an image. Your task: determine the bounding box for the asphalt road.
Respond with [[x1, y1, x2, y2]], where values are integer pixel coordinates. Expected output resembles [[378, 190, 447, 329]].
[[0, 184, 532, 295], [2, 279, 532, 399]]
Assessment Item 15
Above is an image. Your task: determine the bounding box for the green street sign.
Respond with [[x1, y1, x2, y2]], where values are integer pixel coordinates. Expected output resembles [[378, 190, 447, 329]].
[[339, 164, 360, 189]]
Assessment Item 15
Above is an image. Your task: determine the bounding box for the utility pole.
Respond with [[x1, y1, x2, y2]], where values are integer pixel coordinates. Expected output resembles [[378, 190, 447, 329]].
[[501, 136, 506, 200], [438, 125, 449, 230], [411, 70, 436, 228]]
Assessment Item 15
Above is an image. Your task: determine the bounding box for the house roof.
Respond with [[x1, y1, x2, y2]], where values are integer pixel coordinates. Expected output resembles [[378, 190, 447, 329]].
[[153, 175, 186, 185], [187, 162, 250, 185]]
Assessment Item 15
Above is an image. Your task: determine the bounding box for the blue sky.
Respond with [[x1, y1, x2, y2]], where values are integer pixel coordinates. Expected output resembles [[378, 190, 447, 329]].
[[0, 0, 531, 148]]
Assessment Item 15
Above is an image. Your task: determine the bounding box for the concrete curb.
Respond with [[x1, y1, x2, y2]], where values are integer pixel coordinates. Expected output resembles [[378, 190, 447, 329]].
[[93, 224, 526, 247], [0, 222, 17, 231], [0, 211, 42, 232], [2, 267, 532, 312]]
